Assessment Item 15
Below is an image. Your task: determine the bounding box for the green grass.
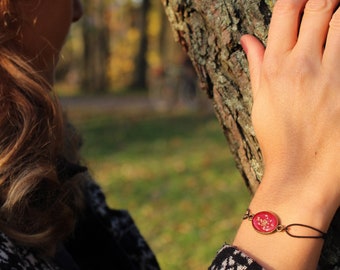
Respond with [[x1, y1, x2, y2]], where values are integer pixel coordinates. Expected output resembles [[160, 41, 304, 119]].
[[68, 109, 251, 270]]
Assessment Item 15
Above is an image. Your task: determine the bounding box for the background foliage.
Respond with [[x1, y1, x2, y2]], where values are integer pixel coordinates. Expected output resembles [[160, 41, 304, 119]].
[[65, 107, 250, 269], [56, 0, 183, 95], [58, 0, 251, 268]]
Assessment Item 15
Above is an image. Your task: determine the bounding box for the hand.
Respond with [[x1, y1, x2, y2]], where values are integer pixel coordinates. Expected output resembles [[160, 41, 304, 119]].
[[241, 0, 340, 209], [234, 1, 340, 269]]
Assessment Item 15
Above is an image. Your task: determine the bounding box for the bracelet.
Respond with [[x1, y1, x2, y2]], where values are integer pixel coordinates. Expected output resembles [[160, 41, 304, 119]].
[[243, 209, 327, 239]]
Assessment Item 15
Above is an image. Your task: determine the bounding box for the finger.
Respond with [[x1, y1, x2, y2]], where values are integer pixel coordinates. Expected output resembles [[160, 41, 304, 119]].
[[296, 0, 339, 58], [266, 0, 307, 55], [323, 8, 340, 68], [240, 35, 265, 98]]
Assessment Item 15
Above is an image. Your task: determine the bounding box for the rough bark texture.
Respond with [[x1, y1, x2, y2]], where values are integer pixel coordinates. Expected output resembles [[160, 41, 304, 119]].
[[162, 0, 340, 268]]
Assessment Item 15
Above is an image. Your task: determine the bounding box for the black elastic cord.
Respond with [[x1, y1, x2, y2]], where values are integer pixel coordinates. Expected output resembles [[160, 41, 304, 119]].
[[284, 223, 327, 239]]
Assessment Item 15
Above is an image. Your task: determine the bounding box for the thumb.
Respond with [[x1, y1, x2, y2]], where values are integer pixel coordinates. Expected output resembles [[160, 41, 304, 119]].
[[240, 34, 265, 98]]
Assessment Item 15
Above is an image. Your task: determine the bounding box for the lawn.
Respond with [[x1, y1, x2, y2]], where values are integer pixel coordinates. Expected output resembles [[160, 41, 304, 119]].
[[66, 106, 251, 270]]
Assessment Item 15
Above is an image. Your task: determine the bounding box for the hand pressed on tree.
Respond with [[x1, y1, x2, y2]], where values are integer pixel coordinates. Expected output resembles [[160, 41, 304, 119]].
[[233, 0, 340, 269]]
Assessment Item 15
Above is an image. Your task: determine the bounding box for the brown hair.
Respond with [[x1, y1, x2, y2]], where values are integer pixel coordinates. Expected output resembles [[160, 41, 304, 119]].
[[0, 0, 84, 255]]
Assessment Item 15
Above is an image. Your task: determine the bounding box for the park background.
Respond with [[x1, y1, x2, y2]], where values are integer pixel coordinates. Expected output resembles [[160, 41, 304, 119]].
[[56, 0, 251, 269]]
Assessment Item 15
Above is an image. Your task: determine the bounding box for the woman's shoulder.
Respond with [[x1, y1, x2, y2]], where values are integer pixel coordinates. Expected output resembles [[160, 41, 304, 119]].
[[0, 232, 60, 270]]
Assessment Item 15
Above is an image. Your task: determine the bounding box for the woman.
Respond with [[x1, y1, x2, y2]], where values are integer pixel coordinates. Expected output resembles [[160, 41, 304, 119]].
[[0, 0, 160, 269], [210, 0, 340, 269], [2, 0, 338, 269]]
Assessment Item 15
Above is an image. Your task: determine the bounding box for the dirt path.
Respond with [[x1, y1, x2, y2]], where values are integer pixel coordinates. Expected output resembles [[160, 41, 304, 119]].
[[60, 94, 214, 114], [60, 95, 154, 114]]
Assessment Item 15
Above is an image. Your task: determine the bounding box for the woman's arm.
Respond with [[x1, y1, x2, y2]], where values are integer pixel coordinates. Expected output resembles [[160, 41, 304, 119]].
[[232, 0, 340, 269]]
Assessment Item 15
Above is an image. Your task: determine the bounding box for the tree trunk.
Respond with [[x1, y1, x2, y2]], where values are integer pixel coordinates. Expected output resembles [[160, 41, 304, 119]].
[[130, 0, 150, 90], [81, 0, 110, 94], [162, 0, 340, 268]]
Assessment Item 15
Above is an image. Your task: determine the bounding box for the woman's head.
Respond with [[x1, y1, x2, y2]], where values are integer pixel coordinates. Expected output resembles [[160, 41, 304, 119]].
[[1, 0, 83, 84], [0, 0, 85, 255]]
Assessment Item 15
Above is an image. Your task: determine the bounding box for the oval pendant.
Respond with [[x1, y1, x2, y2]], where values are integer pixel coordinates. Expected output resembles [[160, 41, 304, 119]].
[[252, 211, 279, 234]]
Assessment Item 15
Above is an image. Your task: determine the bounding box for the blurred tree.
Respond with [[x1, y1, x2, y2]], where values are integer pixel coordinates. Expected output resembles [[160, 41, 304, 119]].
[[150, 1, 178, 69], [107, 1, 139, 90], [162, 0, 339, 269], [57, 0, 182, 94], [130, 0, 150, 90], [81, 0, 110, 94]]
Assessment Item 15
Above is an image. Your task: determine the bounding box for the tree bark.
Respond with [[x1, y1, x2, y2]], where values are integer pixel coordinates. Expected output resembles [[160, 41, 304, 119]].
[[162, 0, 340, 268]]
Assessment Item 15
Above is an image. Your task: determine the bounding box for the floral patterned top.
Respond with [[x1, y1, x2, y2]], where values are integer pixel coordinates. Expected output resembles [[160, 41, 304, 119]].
[[209, 244, 264, 270], [0, 175, 160, 270]]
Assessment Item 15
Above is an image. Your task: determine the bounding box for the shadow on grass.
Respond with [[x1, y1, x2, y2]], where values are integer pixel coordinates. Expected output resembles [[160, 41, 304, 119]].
[[67, 109, 251, 270], [73, 111, 224, 159]]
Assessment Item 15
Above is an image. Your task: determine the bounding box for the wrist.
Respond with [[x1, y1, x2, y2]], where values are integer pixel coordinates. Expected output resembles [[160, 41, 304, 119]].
[[232, 171, 337, 270], [251, 171, 338, 232]]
